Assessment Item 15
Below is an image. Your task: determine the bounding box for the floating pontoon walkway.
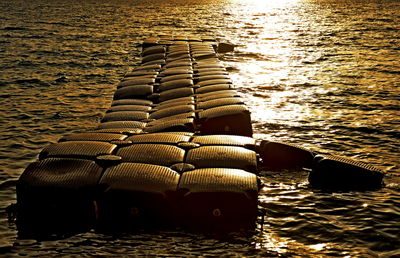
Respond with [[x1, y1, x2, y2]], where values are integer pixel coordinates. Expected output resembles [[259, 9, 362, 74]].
[[15, 35, 384, 235]]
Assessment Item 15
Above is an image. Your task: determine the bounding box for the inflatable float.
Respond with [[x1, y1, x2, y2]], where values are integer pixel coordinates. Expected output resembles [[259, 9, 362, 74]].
[[15, 35, 385, 236]]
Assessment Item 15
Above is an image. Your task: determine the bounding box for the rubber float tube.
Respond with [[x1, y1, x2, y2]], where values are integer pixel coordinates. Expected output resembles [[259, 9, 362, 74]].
[[15, 36, 384, 236]]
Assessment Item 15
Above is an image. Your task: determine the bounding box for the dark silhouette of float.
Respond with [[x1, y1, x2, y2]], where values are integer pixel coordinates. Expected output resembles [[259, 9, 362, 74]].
[[15, 36, 384, 237]]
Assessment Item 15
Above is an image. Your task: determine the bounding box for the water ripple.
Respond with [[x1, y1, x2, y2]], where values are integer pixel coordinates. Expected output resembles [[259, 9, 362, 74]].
[[0, 0, 399, 256]]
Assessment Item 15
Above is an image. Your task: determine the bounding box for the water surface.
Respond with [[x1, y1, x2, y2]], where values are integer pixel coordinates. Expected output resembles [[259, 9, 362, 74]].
[[1, 0, 399, 256]]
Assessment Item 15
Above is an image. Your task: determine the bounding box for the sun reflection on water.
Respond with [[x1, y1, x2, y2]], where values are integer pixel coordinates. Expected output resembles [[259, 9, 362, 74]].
[[224, 0, 321, 136], [225, 0, 331, 253], [232, 0, 301, 7]]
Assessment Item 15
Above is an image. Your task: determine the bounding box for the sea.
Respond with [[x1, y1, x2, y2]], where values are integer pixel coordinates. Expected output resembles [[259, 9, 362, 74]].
[[0, 0, 399, 256]]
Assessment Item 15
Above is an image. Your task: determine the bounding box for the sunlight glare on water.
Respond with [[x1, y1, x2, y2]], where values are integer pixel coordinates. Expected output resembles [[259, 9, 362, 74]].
[[227, 0, 319, 141], [0, 0, 399, 256]]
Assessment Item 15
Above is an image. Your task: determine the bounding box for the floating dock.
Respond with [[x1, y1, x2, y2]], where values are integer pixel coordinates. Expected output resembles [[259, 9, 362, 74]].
[[15, 35, 384, 236]]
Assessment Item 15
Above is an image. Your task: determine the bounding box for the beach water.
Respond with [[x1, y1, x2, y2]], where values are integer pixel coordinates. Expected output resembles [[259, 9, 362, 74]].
[[0, 0, 399, 256]]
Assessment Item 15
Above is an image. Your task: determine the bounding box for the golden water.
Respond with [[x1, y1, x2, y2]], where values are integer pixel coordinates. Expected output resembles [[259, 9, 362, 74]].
[[0, 0, 399, 256]]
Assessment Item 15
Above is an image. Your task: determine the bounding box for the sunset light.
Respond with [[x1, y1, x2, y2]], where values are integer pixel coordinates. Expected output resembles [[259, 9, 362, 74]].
[[1, 0, 398, 256]]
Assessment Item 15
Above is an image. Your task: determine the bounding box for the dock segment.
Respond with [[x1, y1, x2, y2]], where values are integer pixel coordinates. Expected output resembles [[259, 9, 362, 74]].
[[16, 35, 384, 236], [16, 36, 260, 234]]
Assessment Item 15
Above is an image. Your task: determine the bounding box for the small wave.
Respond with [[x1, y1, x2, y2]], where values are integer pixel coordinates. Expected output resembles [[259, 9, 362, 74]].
[[254, 122, 323, 132], [15, 113, 33, 120], [252, 92, 268, 98], [377, 69, 400, 75], [236, 52, 262, 59], [76, 93, 99, 98], [289, 83, 318, 87], [225, 66, 239, 72], [0, 180, 17, 190], [365, 67, 400, 75], [15, 78, 50, 86], [45, 61, 89, 68], [95, 63, 125, 68], [331, 125, 381, 134], [384, 27, 398, 31], [51, 111, 71, 119], [329, 125, 400, 138], [333, 42, 351, 46], [339, 74, 364, 79], [2, 26, 26, 31], [29, 50, 59, 55], [21, 35, 47, 39], [54, 76, 69, 83], [84, 74, 106, 79], [365, 18, 393, 23], [256, 85, 285, 91], [8, 143, 37, 150], [326, 88, 367, 97], [36, 21, 70, 27], [17, 60, 36, 66]]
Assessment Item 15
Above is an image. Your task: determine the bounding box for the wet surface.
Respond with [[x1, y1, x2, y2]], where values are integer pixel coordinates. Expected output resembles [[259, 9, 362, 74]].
[[0, 0, 399, 256]]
